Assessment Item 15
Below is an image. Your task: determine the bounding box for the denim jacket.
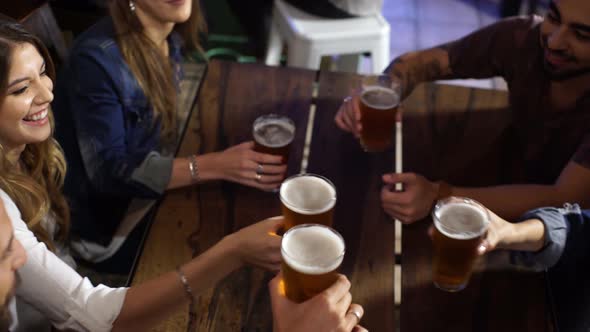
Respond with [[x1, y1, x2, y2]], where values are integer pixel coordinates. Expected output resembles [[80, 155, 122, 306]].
[[517, 205, 590, 332], [512, 203, 589, 270], [53, 17, 183, 244]]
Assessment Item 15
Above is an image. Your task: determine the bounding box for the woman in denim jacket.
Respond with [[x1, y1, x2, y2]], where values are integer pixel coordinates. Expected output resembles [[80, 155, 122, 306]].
[[52, 0, 287, 270], [479, 203, 590, 332]]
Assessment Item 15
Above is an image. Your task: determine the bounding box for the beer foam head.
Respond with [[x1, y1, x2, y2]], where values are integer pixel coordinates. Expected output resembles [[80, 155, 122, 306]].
[[280, 174, 336, 215], [282, 225, 345, 275], [361, 86, 399, 110], [433, 200, 489, 240], [253, 116, 295, 148]]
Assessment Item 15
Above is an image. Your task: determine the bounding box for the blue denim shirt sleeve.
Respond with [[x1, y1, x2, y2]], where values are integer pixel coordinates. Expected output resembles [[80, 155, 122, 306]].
[[510, 204, 587, 271], [66, 46, 172, 198]]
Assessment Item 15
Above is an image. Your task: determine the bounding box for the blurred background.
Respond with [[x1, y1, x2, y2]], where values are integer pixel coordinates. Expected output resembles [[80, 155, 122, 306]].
[[1, 0, 549, 85]]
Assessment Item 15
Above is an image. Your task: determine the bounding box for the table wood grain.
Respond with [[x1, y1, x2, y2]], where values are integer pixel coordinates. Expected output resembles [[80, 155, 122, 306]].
[[131, 61, 551, 331], [307, 70, 396, 332]]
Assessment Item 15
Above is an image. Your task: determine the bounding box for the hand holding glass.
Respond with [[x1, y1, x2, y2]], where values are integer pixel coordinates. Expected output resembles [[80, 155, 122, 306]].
[[252, 114, 295, 164], [431, 197, 490, 292], [358, 75, 401, 152]]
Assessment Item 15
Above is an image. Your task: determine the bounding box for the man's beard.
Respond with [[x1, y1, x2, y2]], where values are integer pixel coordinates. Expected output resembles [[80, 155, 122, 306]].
[[543, 59, 590, 81], [541, 35, 590, 80]]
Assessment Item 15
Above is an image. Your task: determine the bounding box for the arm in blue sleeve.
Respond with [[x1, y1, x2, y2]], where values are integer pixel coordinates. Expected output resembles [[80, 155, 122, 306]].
[[511, 204, 588, 271], [66, 48, 172, 198]]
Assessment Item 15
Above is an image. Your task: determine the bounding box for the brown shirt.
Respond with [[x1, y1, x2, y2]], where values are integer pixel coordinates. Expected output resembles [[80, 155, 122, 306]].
[[448, 16, 590, 184]]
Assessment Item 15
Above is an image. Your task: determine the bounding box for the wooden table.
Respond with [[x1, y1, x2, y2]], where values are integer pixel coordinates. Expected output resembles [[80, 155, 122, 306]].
[[400, 84, 552, 332], [131, 60, 551, 331]]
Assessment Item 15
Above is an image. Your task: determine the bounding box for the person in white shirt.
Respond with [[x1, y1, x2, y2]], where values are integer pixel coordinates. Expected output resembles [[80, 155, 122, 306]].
[[0, 187, 283, 331], [0, 199, 27, 331], [0, 20, 284, 331], [0, 197, 367, 332]]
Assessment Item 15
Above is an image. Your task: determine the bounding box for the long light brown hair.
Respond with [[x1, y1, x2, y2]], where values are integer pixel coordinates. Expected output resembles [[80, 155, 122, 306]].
[[109, 0, 206, 141], [0, 21, 69, 251]]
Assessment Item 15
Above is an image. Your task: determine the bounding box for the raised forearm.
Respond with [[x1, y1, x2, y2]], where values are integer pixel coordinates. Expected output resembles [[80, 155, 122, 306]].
[[384, 44, 454, 98], [112, 236, 241, 331]]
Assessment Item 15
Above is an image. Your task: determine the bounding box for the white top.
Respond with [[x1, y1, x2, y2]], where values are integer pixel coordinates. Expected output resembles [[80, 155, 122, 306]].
[[0, 189, 128, 332], [15, 205, 79, 331]]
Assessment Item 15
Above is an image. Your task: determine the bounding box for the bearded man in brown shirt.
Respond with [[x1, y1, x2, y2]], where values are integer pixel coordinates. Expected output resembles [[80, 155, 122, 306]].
[[336, 0, 590, 224]]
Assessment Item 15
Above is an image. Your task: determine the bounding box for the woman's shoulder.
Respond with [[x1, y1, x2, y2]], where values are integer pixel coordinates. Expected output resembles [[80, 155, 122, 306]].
[[71, 17, 119, 52], [0, 192, 127, 331], [66, 16, 125, 69], [57, 17, 131, 94], [0, 189, 24, 228], [0, 189, 45, 250]]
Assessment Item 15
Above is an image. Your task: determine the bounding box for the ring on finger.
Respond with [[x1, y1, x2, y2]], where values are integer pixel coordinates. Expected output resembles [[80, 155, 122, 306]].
[[346, 308, 362, 324], [255, 173, 262, 182], [343, 96, 352, 103], [256, 163, 264, 174]]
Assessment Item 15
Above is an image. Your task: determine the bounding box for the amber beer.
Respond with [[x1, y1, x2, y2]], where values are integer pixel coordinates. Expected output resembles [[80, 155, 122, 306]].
[[431, 197, 490, 292], [279, 173, 337, 231], [359, 86, 400, 152], [281, 224, 345, 303], [253, 114, 295, 163]]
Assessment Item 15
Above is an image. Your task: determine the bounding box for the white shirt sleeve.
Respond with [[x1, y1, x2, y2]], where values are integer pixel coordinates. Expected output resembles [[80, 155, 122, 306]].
[[0, 190, 128, 332]]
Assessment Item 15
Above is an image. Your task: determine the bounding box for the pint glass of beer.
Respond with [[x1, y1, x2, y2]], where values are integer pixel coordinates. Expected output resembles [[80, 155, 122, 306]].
[[358, 75, 401, 152], [431, 197, 490, 292], [253, 114, 295, 164], [279, 173, 337, 231], [281, 224, 345, 303]]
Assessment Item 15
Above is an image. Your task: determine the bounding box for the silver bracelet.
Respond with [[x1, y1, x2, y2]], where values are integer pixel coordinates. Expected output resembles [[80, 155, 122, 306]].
[[187, 154, 199, 182], [176, 266, 197, 323]]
